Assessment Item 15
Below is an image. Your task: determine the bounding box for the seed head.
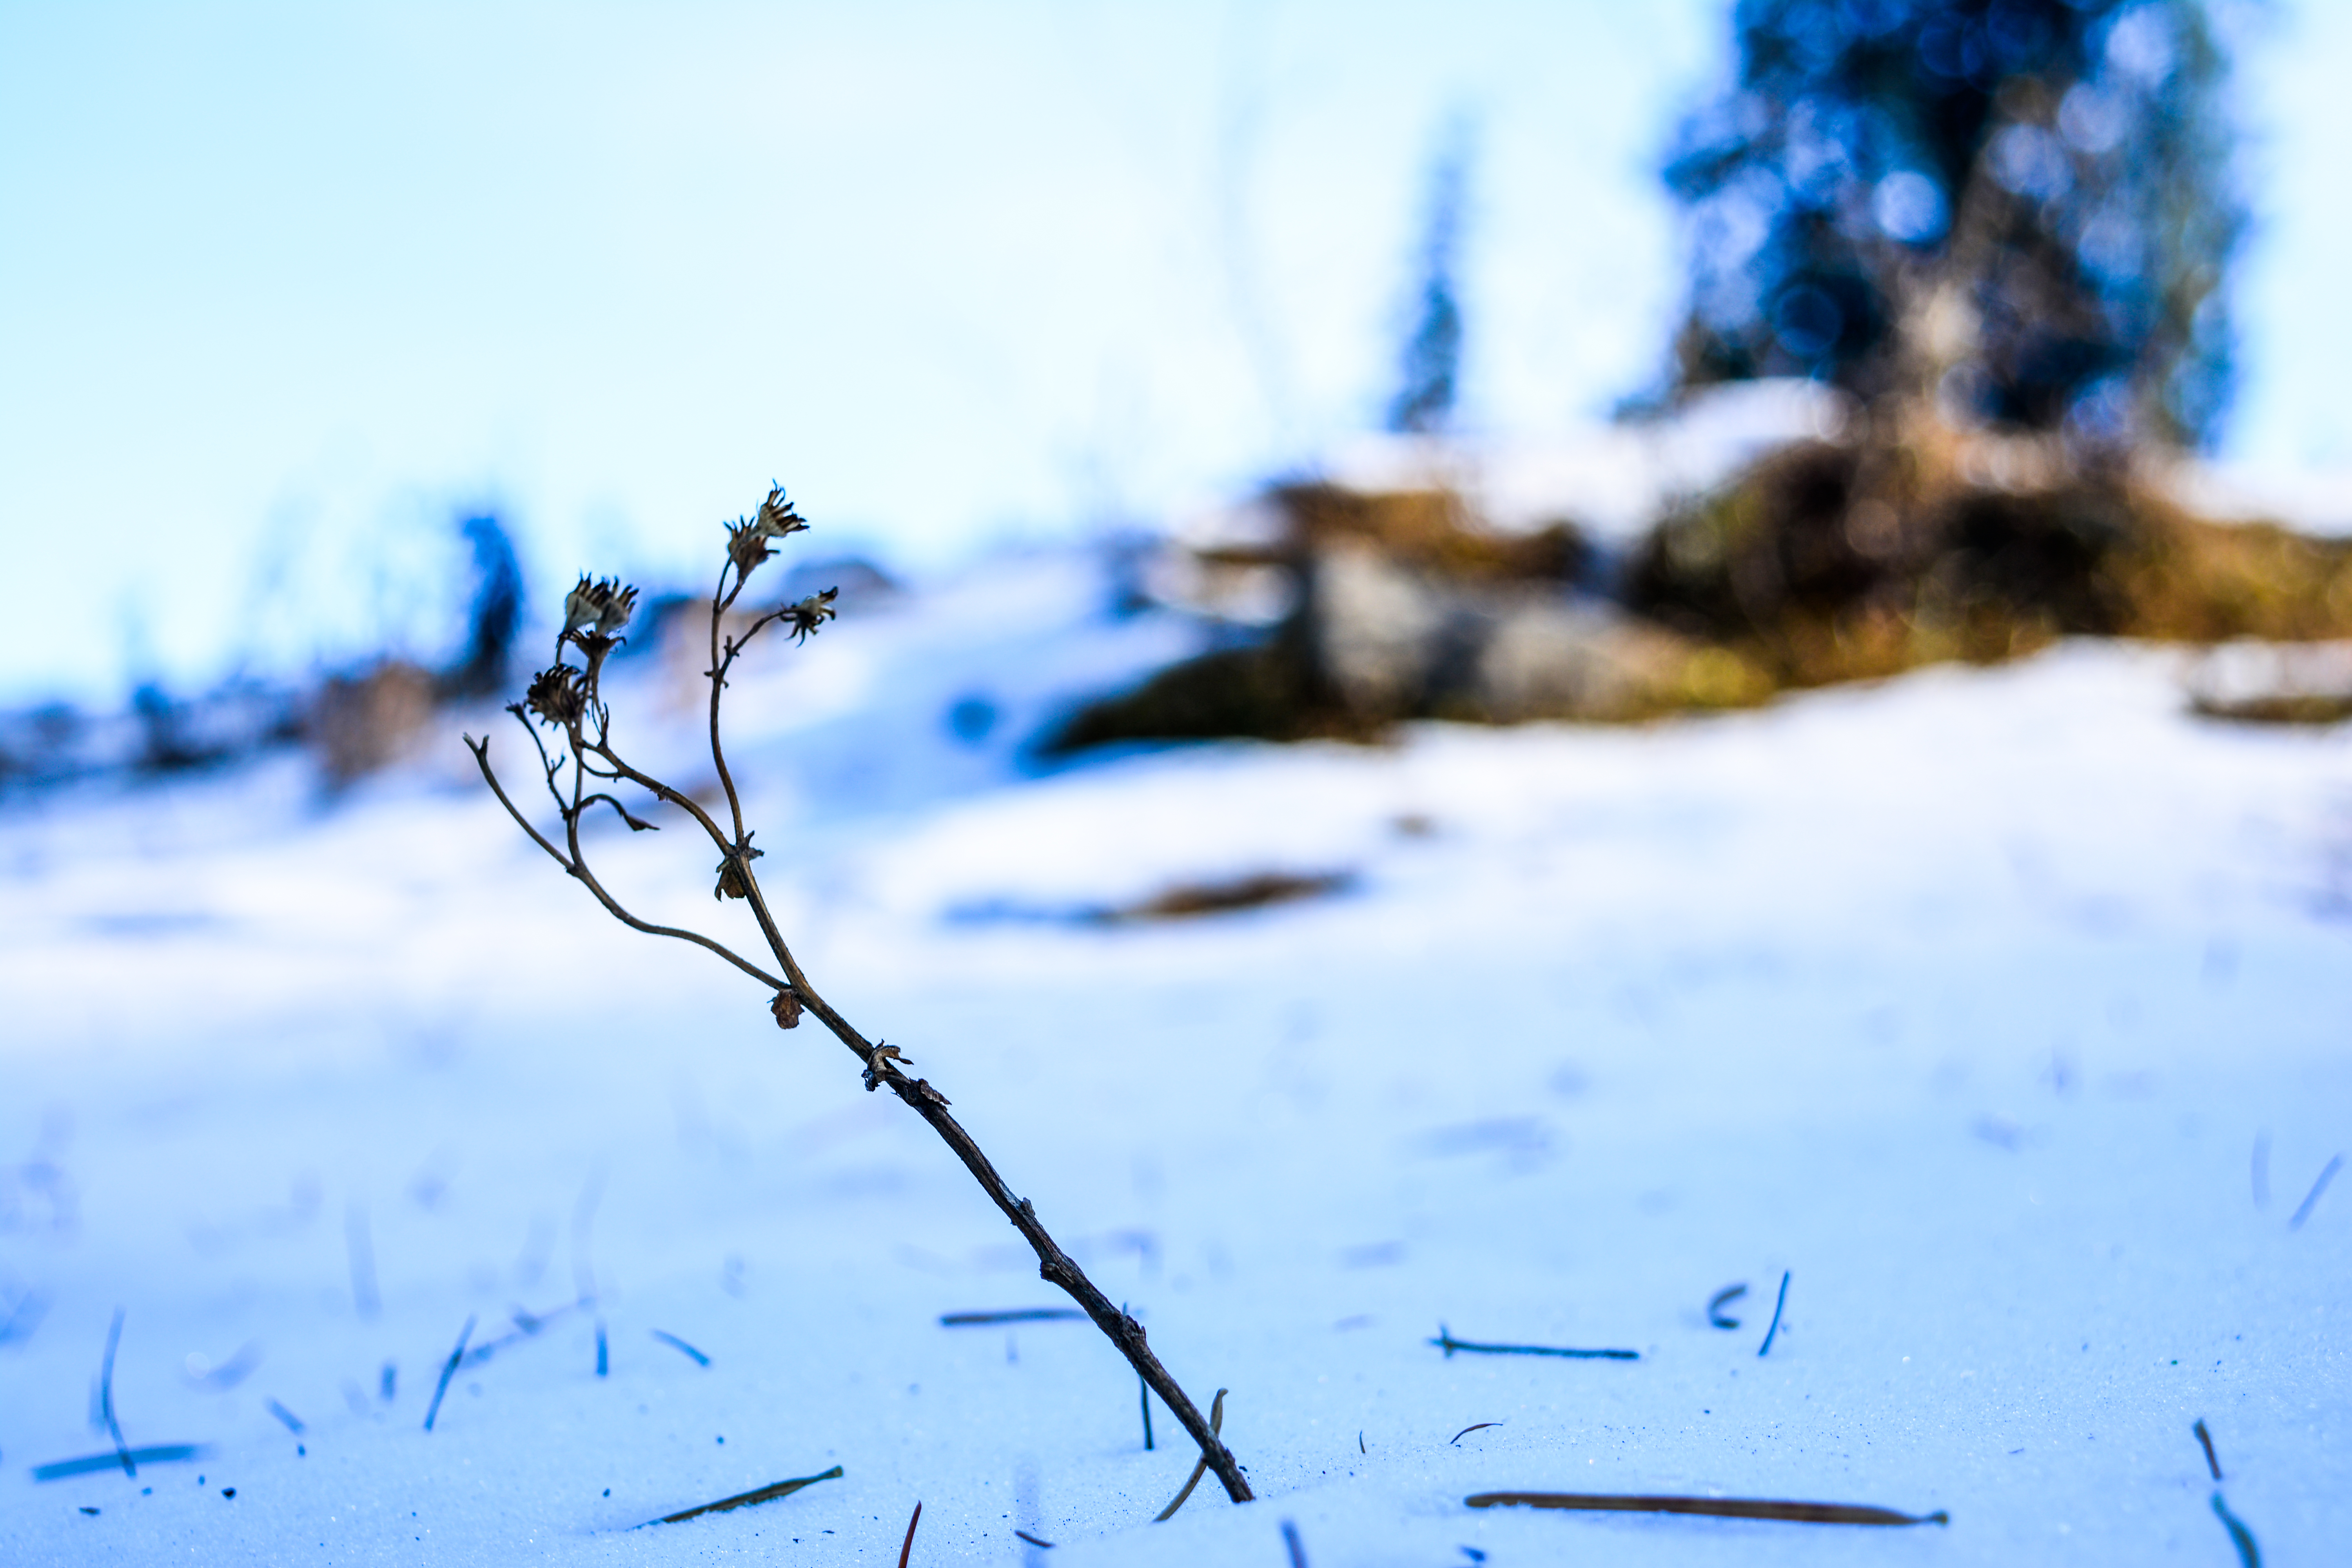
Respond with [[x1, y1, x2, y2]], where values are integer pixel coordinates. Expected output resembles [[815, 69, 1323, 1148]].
[[712, 840, 765, 900], [725, 485, 808, 579], [524, 664, 588, 728], [564, 576, 638, 638], [781, 588, 838, 643]]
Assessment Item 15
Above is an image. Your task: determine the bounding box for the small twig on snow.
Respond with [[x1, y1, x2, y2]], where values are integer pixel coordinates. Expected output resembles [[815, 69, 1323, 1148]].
[[2194, 1418, 2224, 1481], [1432, 1325, 1637, 1360], [2288, 1154, 2342, 1230], [1153, 1388, 1227, 1522], [423, 1315, 475, 1432], [2210, 1491, 2261, 1568], [99, 1308, 134, 1477], [33, 1445, 205, 1482], [1757, 1272, 1791, 1356], [1466, 1492, 1948, 1526], [1707, 1283, 1746, 1328], [643, 1465, 844, 1527]]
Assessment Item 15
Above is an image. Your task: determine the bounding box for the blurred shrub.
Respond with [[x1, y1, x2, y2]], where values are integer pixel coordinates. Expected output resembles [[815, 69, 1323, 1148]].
[[1667, 0, 2241, 451]]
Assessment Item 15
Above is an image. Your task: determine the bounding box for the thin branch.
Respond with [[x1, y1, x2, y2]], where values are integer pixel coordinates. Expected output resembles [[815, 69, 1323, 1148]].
[[100, 1308, 134, 1478], [423, 1315, 474, 1432], [897, 1501, 922, 1568], [578, 793, 660, 833], [1464, 1493, 1949, 1526], [1758, 1271, 1791, 1356], [1431, 1325, 1638, 1360], [468, 738, 785, 992], [561, 828, 785, 991], [466, 735, 577, 870], [508, 706, 570, 817], [645, 1465, 842, 1527], [584, 740, 737, 857], [1154, 1388, 1227, 1521], [708, 564, 751, 852]]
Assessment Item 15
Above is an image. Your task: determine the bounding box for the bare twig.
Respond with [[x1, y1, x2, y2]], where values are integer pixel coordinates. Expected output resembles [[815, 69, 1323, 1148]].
[[423, 1315, 475, 1432], [1757, 1272, 1791, 1356], [645, 1465, 844, 1526], [940, 1308, 1085, 1327], [2289, 1154, 2341, 1230], [1013, 1529, 1056, 1548], [1706, 1283, 1746, 1328], [651, 1330, 709, 1365], [466, 735, 785, 994], [1450, 1422, 1503, 1445], [898, 1501, 923, 1568], [468, 495, 1253, 1504], [1154, 1388, 1227, 1522], [99, 1308, 134, 1477], [1465, 1493, 1949, 1526], [1432, 1325, 1637, 1360], [33, 1445, 205, 1482], [2194, 1418, 2223, 1482], [458, 1301, 579, 1368], [2210, 1492, 2261, 1567]]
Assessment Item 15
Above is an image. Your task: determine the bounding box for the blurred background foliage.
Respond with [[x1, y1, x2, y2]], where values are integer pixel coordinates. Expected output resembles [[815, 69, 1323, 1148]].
[[4, 0, 2348, 789], [1666, 0, 2240, 452]]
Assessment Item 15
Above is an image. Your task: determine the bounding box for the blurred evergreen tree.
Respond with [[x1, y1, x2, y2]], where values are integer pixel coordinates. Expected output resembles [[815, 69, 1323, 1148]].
[[1388, 119, 1474, 435], [1666, 0, 2243, 450], [443, 513, 524, 699]]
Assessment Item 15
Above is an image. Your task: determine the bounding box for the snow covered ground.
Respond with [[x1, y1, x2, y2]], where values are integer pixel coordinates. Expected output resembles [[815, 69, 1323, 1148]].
[[2, 551, 2347, 1565]]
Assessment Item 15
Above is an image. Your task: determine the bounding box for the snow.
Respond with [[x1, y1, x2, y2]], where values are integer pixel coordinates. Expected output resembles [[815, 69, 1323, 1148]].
[[2, 551, 2348, 1565]]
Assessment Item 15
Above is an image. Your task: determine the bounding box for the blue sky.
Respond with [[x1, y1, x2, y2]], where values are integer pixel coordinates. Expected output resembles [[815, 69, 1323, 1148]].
[[2, 0, 2345, 703]]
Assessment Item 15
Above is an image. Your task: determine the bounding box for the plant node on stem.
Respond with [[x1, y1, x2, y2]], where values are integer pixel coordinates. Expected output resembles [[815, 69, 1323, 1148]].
[[464, 484, 1252, 1506]]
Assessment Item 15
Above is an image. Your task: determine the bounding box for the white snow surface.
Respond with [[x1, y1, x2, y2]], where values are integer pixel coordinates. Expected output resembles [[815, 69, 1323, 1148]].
[[1, 549, 2348, 1566]]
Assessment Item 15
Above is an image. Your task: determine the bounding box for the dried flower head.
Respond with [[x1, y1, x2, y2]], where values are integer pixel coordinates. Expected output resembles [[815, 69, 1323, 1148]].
[[725, 486, 808, 579], [782, 588, 838, 643], [524, 663, 588, 728], [769, 989, 802, 1030], [564, 575, 639, 638], [713, 840, 765, 900]]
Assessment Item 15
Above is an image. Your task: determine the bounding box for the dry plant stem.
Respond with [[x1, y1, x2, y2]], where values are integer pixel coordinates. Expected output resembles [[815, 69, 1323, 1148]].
[[466, 544, 1253, 1506], [897, 1501, 922, 1568], [1464, 1492, 1949, 1526]]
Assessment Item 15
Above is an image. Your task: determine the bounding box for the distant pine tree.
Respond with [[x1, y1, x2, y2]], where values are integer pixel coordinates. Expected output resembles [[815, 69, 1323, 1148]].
[[1666, 0, 2242, 450], [444, 513, 524, 699], [1387, 120, 1473, 436]]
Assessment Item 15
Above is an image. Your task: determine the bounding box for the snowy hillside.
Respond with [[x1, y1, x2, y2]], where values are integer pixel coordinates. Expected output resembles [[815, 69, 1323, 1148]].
[[1, 548, 2347, 1566]]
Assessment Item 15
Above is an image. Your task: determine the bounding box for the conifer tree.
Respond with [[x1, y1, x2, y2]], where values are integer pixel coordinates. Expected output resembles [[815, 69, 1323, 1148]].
[[1666, 0, 2241, 450], [1388, 119, 1474, 435]]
